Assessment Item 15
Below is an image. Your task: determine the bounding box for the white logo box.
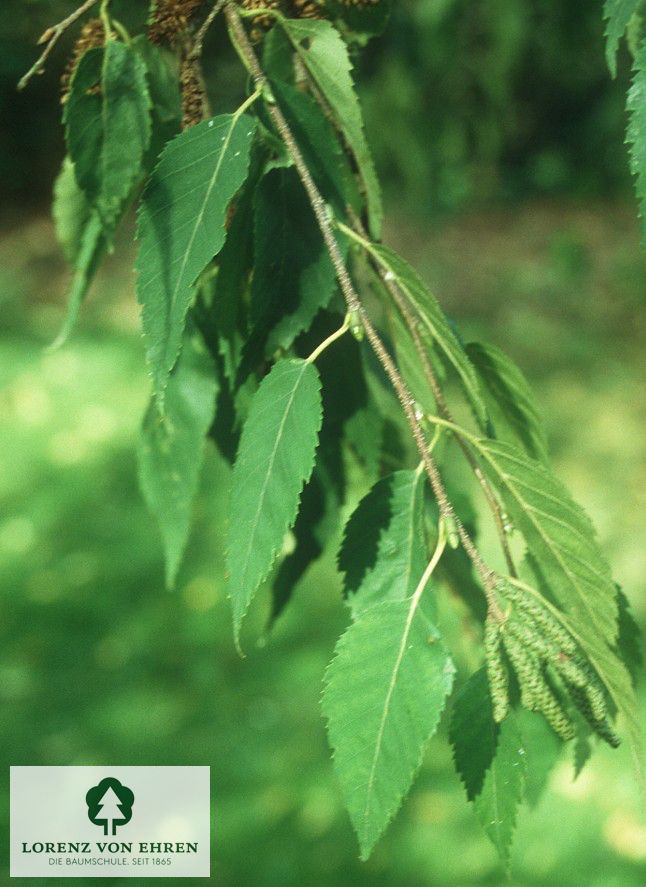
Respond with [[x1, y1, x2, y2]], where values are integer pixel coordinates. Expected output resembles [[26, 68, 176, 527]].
[[10, 766, 210, 878]]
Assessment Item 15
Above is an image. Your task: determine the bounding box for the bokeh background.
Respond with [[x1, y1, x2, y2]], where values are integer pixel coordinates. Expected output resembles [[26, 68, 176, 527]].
[[2, 1, 645, 884]]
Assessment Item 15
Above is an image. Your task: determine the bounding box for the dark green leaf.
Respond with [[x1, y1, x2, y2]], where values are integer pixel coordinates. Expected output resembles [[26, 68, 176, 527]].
[[322, 600, 454, 859], [466, 341, 548, 462], [515, 708, 562, 807], [616, 587, 643, 685], [327, 0, 393, 37], [271, 78, 362, 216], [227, 358, 323, 643], [339, 469, 427, 617], [136, 112, 256, 406], [473, 713, 526, 865], [280, 17, 382, 236], [368, 243, 487, 428], [270, 469, 331, 624], [65, 42, 151, 225], [604, 0, 640, 76], [449, 667, 499, 802], [138, 329, 217, 588]]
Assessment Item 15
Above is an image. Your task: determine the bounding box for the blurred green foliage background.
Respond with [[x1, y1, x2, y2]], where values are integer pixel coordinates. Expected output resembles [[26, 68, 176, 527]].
[[1, 1, 646, 884]]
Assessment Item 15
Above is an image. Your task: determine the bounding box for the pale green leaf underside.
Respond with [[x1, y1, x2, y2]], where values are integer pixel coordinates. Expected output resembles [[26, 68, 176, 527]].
[[604, 0, 640, 76], [226, 359, 322, 642], [473, 713, 526, 865], [323, 599, 455, 859], [466, 341, 548, 462], [50, 158, 107, 349], [136, 113, 256, 406], [138, 331, 217, 588], [281, 18, 383, 237], [370, 243, 487, 429], [474, 438, 618, 648], [53, 157, 93, 265], [339, 469, 427, 618]]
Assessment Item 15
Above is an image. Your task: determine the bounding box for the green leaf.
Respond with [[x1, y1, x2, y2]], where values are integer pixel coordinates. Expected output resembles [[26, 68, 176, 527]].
[[616, 587, 643, 685], [521, 564, 641, 776], [132, 36, 181, 125], [250, 167, 341, 358], [210, 155, 260, 384], [474, 439, 618, 648], [280, 18, 383, 237], [466, 341, 548, 462], [327, 0, 393, 37], [322, 599, 455, 859], [387, 304, 445, 419], [515, 708, 562, 807], [604, 0, 640, 77], [573, 728, 592, 779], [368, 243, 487, 429], [270, 469, 331, 624], [226, 358, 323, 643], [50, 158, 108, 348], [338, 469, 428, 618], [473, 713, 526, 865], [138, 329, 218, 588], [53, 157, 94, 265], [136, 113, 256, 406], [627, 44, 646, 243], [344, 402, 383, 481], [449, 668, 500, 802], [65, 42, 151, 225], [270, 78, 362, 216]]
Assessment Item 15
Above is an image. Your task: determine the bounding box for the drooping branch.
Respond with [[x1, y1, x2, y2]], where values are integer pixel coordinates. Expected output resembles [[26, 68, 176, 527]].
[[223, 1, 502, 616]]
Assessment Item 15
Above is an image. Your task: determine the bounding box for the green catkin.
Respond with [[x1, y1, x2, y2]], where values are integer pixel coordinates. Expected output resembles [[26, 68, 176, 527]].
[[567, 683, 621, 748], [504, 583, 577, 654], [585, 680, 609, 724], [506, 616, 560, 661], [484, 618, 510, 722], [535, 680, 576, 742], [502, 631, 543, 709], [553, 653, 593, 690]]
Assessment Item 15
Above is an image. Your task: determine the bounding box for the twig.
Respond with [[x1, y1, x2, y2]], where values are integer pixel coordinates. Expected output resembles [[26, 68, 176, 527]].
[[18, 0, 99, 91], [223, 2, 502, 618], [340, 214, 518, 578], [189, 0, 227, 61]]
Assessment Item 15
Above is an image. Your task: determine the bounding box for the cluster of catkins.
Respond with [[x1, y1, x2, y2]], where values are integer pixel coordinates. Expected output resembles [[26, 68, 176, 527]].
[[148, 0, 205, 45], [485, 580, 620, 747]]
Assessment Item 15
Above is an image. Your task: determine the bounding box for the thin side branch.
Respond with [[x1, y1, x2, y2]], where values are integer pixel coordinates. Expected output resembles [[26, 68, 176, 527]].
[[223, 2, 502, 616], [18, 0, 99, 91], [189, 0, 227, 61]]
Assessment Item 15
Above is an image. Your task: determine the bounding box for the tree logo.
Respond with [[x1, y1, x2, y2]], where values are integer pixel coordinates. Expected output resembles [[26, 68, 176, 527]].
[[86, 777, 134, 836]]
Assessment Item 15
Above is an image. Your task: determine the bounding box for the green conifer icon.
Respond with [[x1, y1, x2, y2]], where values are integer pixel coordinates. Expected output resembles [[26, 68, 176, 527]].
[[86, 777, 135, 835]]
